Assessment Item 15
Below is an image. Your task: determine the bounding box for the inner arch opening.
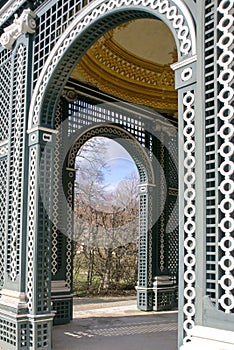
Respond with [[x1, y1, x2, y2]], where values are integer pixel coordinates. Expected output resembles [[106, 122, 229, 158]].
[[73, 136, 140, 295]]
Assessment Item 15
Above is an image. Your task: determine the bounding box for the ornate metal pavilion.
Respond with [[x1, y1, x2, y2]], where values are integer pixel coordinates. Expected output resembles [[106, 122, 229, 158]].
[[0, 1, 233, 349]]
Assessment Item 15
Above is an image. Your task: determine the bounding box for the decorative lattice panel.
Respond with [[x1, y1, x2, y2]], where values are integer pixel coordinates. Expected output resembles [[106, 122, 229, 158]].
[[150, 131, 178, 280], [216, 0, 234, 313], [63, 82, 149, 186], [27, 144, 53, 313], [137, 185, 154, 311], [0, 318, 17, 347], [52, 298, 72, 324], [7, 44, 27, 281], [65, 180, 73, 289], [64, 82, 146, 146], [51, 102, 63, 276], [182, 89, 196, 343], [204, 0, 234, 313], [27, 147, 37, 312], [37, 145, 53, 313], [167, 136, 178, 279], [33, 0, 95, 85], [36, 323, 49, 348], [166, 136, 178, 280], [139, 193, 148, 287], [167, 192, 179, 279], [0, 50, 11, 142], [168, 136, 178, 189], [158, 138, 167, 273], [0, 157, 7, 288], [30, 0, 196, 127], [153, 286, 177, 310], [20, 323, 28, 349], [29, 321, 50, 349], [204, 0, 218, 305]]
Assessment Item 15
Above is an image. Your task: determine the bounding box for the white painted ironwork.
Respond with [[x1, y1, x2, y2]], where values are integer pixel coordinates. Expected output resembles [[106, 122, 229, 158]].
[[27, 147, 37, 312], [0, 0, 26, 26], [182, 89, 196, 343], [0, 8, 36, 50], [217, 0, 234, 314], [29, 0, 197, 127], [7, 44, 27, 282], [0, 50, 11, 142]]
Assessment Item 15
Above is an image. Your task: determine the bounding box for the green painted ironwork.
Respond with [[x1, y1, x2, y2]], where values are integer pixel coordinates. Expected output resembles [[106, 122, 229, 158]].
[[0, 1, 233, 349]]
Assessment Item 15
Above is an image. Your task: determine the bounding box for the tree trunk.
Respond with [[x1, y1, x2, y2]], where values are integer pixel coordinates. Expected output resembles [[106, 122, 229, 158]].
[[87, 248, 94, 292], [103, 248, 112, 290]]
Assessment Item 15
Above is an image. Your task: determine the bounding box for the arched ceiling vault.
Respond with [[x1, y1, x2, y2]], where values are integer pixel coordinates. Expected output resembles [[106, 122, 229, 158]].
[[70, 19, 178, 116]]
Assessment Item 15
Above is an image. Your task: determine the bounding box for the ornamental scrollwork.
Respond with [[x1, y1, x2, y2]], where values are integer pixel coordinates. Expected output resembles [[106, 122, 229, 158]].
[[0, 9, 36, 50]]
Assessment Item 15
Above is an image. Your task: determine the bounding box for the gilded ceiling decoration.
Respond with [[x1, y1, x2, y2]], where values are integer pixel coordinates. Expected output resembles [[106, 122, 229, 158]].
[[71, 21, 178, 114]]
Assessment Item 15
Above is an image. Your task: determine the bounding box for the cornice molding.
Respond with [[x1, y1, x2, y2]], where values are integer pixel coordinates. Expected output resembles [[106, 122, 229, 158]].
[[171, 54, 197, 70]]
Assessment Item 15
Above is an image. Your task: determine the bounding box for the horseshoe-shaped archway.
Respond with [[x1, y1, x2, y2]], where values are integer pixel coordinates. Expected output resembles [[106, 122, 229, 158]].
[[25, 2, 198, 349]]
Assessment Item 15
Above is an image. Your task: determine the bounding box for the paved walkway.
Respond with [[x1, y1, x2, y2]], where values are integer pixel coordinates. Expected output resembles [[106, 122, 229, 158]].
[[53, 297, 178, 350]]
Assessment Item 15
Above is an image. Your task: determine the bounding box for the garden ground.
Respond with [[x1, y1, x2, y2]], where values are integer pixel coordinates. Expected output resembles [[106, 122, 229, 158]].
[[53, 296, 178, 350]]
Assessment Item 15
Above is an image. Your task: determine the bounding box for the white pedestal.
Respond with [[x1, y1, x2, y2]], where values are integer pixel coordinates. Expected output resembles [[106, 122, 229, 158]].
[[180, 326, 234, 350]]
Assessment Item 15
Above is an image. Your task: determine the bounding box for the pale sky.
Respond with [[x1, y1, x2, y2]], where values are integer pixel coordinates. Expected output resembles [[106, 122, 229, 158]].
[[76, 137, 138, 191], [100, 138, 138, 189]]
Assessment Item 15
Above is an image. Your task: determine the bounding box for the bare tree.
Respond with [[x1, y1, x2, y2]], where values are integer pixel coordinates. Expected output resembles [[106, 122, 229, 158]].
[[73, 137, 140, 295]]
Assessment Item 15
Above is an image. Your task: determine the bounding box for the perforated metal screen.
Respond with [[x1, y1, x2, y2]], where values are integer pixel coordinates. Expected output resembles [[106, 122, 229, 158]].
[[204, 0, 234, 314]]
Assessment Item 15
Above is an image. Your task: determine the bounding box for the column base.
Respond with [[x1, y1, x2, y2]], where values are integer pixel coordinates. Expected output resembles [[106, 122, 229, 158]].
[[51, 280, 73, 325], [28, 314, 54, 350], [0, 290, 28, 350], [180, 326, 234, 350], [136, 286, 154, 311], [153, 276, 177, 311], [0, 290, 55, 349]]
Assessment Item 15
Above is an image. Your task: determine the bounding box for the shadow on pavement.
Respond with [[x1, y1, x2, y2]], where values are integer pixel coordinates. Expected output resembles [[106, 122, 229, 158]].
[[53, 312, 178, 350]]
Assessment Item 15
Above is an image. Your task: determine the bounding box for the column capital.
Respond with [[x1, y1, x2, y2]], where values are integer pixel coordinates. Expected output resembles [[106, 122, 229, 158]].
[[0, 8, 36, 50], [171, 55, 197, 89], [27, 126, 58, 146]]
